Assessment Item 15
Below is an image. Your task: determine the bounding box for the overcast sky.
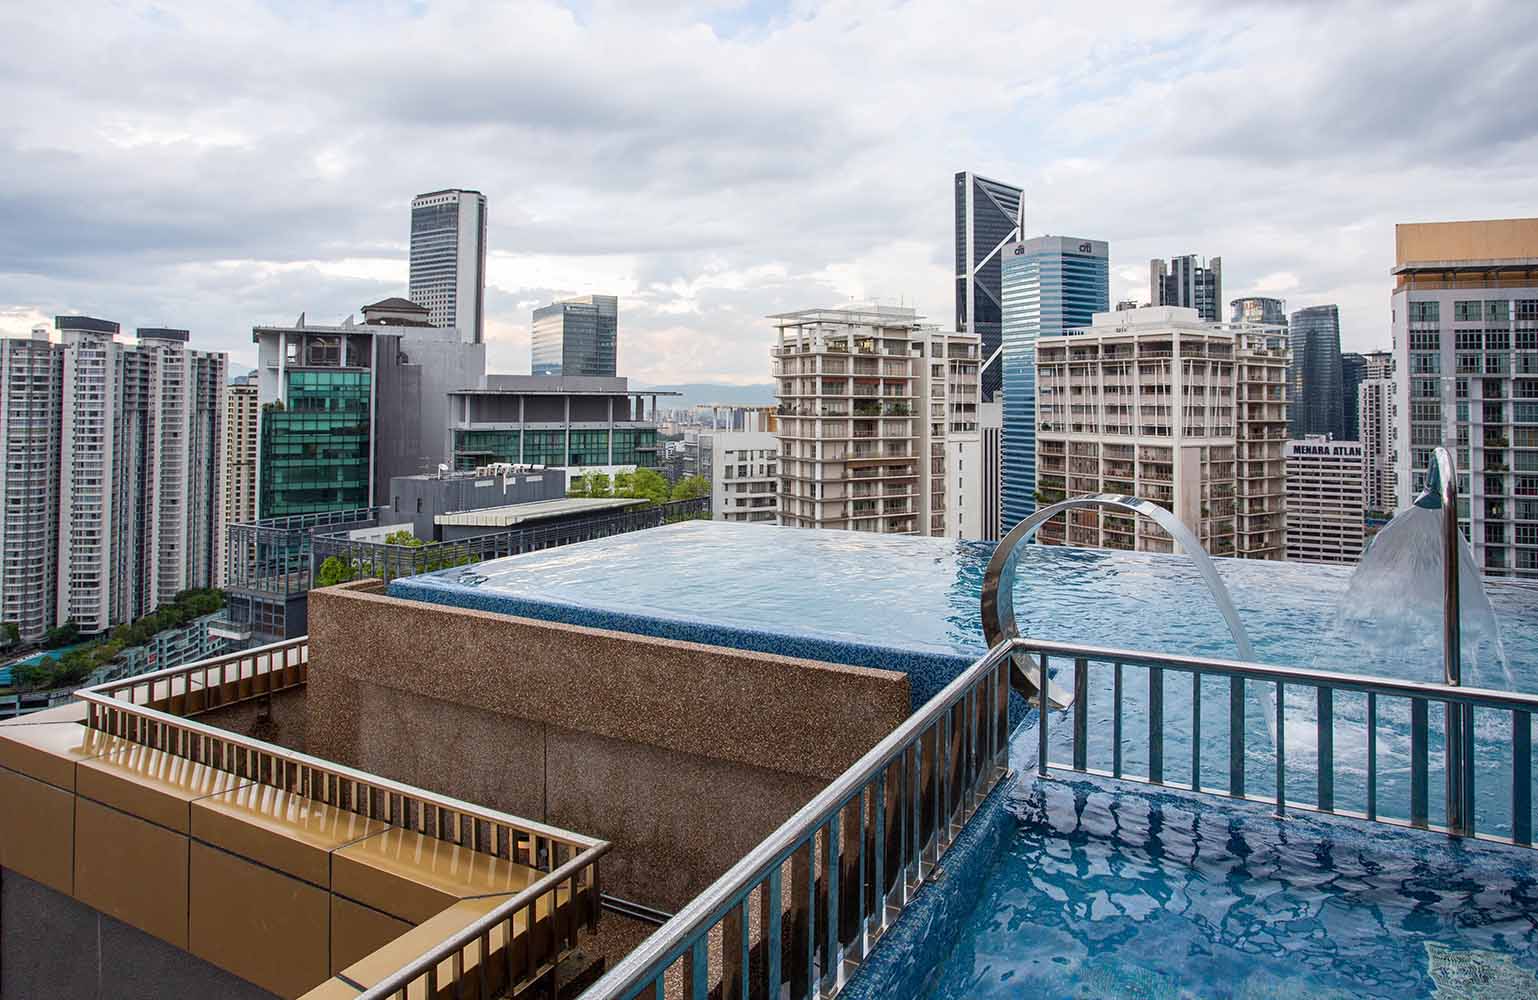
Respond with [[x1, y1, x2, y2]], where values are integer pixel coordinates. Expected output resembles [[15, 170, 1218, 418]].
[[2, 0, 1534, 383]]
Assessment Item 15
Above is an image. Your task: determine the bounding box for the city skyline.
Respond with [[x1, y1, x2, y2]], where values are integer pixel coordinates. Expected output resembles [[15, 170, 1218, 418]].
[[3, 1, 1533, 384]]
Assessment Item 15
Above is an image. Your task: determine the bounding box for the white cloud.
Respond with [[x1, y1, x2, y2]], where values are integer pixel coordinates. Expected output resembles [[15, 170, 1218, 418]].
[[1, 0, 1535, 373]]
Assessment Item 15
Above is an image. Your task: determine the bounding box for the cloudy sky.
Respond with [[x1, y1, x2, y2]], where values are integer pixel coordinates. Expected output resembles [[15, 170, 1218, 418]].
[[2, 0, 1534, 383]]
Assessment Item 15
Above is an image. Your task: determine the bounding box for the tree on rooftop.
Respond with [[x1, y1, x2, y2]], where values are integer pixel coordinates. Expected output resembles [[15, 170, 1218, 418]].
[[623, 468, 670, 506], [671, 475, 709, 501]]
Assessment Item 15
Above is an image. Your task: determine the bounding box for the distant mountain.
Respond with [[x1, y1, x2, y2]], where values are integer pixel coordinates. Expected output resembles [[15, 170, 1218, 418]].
[[637, 382, 775, 411], [227, 363, 255, 383]]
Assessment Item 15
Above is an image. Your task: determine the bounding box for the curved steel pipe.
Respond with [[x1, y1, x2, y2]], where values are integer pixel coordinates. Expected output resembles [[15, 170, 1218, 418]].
[[1414, 445, 1472, 836], [982, 493, 1257, 710]]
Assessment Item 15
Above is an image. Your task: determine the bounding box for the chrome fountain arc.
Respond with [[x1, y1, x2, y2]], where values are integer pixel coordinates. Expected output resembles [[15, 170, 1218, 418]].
[[981, 493, 1257, 710]]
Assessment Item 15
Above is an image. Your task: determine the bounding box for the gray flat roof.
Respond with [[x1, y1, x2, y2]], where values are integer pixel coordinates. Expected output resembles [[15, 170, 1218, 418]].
[[435, 496, 648, 528]]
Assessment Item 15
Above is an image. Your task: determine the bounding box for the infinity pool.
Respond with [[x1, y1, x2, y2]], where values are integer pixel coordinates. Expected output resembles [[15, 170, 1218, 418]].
[[390, 521, 1538, 831], [921, 777, 1538, 1000]]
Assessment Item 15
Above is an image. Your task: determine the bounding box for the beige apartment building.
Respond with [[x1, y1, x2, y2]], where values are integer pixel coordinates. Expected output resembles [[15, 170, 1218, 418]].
[[771, 306, 979, 536], [219, 375, 259, 586], [1035, 305, 1289, 557]]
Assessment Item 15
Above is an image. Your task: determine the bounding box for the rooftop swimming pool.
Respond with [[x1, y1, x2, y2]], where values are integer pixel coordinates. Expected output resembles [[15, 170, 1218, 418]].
[[390, 519, 1538, 691], [388, 520, 1538, 999], [919, 776, 1538, 1000]]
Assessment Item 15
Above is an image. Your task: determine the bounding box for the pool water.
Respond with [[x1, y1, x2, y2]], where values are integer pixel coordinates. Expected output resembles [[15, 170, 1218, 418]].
[[923, 777, 1538, 1000], [392, 521, 1538, 833]]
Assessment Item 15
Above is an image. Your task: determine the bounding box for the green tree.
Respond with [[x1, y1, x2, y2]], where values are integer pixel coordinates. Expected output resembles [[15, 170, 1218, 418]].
[[620, 468, 671, 506], [43, 622, 80, 649], [384, 529, 424, 547], [0, 621, 18, 645], [671, 475, 709, 501], [315, 555, 358, 588]]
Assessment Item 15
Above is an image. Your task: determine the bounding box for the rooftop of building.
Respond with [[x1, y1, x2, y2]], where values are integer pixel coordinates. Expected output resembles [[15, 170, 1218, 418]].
[[1393, 217, 1538, 274], [54, 315, 120, 334], [432, 495, 648, 528], [453, 374, 678, 397], [768, 304, 926, 327]]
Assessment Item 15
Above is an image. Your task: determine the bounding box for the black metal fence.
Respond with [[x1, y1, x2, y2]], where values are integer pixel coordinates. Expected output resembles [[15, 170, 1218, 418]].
[[308, 497, 712, 585]]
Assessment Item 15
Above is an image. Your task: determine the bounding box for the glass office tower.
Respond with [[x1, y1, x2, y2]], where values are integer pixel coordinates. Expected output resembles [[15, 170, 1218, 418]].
[[408, 189, 487, 345], [1000, 236, 1110, 530], [258, 369, 372, 517], [1289, 304, 1345, 439], [531, 295, 619, 377], [954, 172, 1024, 401]]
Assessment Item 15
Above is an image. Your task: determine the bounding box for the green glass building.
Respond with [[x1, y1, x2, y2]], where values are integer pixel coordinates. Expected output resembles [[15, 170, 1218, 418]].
[[258, 370, 373, 517]]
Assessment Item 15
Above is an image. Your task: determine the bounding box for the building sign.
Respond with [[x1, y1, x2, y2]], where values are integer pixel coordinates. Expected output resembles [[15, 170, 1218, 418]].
[[1288, 442, 1363, 458]]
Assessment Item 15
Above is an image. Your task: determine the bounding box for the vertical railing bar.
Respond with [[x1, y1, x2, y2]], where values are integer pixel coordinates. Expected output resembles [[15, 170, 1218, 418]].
[[1515, 709, 1532, 847], [823, 812, 840, 994], [1037, 655, 1049, 777], [1411, 697, 1429, 828], [1317, 686, 1334, 812], [1112, 662, 1123, 779], [1229, 676, 1245, 797], [872, 768, 886, 929], [1148, 665, 1163, 785], [1072, 657, 1088, 772], [1190, 669, 1202, 792], [1366, 692, 1378, 822], [690, 936, 709, 1000], [1274, 680, 1286, 816], [767, 865, 784, 998]]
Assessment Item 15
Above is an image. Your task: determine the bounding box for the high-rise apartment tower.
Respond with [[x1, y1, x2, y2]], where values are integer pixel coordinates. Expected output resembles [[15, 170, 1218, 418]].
[[1391, 218, 1538, 577], [1289, 305, 1345, 439]]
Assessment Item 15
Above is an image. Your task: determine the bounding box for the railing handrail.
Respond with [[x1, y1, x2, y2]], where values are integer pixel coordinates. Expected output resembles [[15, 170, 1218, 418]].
[[1017, 637, 1538, 713], [75, 644, 603, 853], [582, 636, 1020, 997], [354, 842, 610, 1000], [82, 635, 305, 701]]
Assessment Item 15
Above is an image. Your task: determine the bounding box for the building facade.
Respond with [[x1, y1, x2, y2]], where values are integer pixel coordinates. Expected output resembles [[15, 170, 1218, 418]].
[[220, 375, 259, 586], [0, 328, 63, 641], [1289, 304, 1345, 440], [709, 432, 779, 523], [448, 375, 665, 472], [408, 188, 487, 344], [1000, 236, 1110, 531], [531, 295, 618, 378], [1151, 255, 1222, 322], [0, 320, 226, 639], [1285, 437, 1366, 563], [954, 171, 1023, 400], [1360, 372, 1399, 515], [1036, 306, 1287, 559], [1390, 217, 1538, 578], [1231, 297, 1288, 326], [252, 301, 485, 518], [1234, 326, 1291, 559], [771, 306, 979, 536]]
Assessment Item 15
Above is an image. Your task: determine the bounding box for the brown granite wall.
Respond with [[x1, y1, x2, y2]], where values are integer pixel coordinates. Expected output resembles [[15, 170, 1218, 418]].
[[304, 581, 909, 911]]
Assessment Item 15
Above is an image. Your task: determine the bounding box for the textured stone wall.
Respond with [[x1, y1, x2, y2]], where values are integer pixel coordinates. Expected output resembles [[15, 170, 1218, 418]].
[[306, 581, 910, 910]]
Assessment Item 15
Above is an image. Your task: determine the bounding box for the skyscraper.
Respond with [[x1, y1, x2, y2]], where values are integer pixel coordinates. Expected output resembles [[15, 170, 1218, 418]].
[[1150, 255, 1222, 322], [1000, 236, 1109, 530], [531, 295, 619, 377], [1288, 305, 1344, 439], [0, 328, 62, 642], [220, 375, 259, 587], [0, 319, 227, 639], [954, 172, 1024, 400], [408, 189, 487, 344], [1359, 371, 1398, 515], [1391, 217, 1538, 578]]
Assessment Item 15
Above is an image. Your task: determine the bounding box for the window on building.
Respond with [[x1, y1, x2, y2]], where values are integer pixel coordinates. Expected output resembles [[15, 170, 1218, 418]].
[[1410, 301, 1440, 323], [1454, 301, 1482, 322], [1488, 300, 1511, 323]]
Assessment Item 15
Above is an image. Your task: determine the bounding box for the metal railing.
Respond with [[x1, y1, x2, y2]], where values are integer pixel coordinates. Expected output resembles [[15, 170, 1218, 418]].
[[309, 497, 712, 584], [75, 639, 609, 998], [1024, 637, 1538, 846], [582, 635, 1014, 1000]]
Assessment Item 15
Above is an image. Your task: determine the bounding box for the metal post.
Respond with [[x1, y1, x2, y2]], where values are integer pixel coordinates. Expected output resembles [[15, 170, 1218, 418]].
[[1425, 446, 1474, 836]]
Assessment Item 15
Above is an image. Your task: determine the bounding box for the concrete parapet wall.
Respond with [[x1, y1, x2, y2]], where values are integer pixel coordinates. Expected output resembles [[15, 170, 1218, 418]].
[[307, 581, 911, 909]]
